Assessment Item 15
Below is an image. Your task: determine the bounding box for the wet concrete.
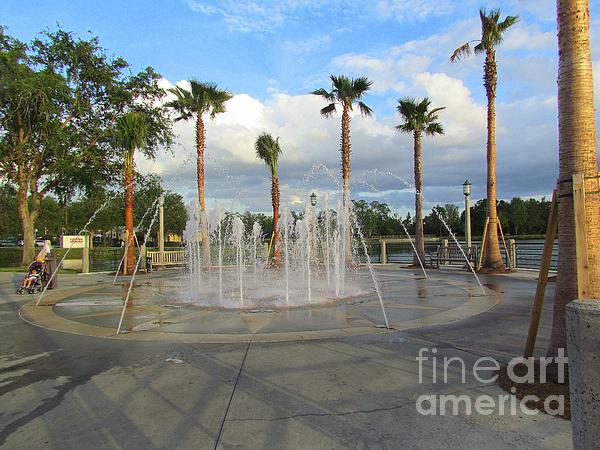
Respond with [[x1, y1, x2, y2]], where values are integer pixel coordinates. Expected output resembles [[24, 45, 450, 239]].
[[0, 268, 572, 449]]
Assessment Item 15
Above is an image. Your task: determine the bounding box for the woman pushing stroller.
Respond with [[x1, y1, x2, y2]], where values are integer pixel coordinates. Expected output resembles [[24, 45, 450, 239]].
[[17, 258, 48, 294], [16, 240, 56, 295]]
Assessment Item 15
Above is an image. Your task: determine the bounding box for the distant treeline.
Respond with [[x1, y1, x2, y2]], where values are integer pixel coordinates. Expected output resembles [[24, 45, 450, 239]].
[[0, 183, 550, 242], [0, 175, 187, 242], [352, 198, 551, 238]]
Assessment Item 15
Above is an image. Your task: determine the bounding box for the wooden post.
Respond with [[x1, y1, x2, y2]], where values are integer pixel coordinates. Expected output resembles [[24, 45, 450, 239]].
[[380, 240, 387, 264], [478, 217, 490, 269], [572, 174, 590, 299], [524, 188, 559, 358], [498, 220, 511, 269]]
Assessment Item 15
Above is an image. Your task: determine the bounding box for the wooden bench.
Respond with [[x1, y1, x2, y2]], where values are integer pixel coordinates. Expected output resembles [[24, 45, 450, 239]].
[[147, 250, 186, 271], [428, 244, 478, 269]]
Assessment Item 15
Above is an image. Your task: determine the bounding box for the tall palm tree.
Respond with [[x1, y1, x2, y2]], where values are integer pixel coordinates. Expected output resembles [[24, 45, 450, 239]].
[[396, 97, 445, 266], [255, 133, 283, 266], [547, 0, 600, 358], [312, 74, 373, 264], [165, 80, 233, 267], [115, 111, 149, 275], [451, 8, 518, 272]]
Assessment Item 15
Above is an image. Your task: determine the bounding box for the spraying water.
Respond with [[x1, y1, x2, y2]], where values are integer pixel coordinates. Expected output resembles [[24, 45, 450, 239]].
[[116, 202, 161, 334]]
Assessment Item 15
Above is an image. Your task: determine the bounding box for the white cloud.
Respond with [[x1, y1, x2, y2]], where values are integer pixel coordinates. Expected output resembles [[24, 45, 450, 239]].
[[413, 72, 486, 146], [283, 35, 331, 54], [376, 0, 454, 22], [503, 22, 555, 51], [332, 53, 429, 92]]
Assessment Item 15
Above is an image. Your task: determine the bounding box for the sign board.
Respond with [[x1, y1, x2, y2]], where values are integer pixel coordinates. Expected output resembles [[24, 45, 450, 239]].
[[60, 235, 87, 248]]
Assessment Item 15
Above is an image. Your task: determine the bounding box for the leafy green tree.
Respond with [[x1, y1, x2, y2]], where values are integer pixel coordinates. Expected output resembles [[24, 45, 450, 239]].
[[451, 9, 518, 271], [402, 212, 415, 235], [0, 27, 173, 263], [312, 75, 373, 263], [396, 97, 444, 264], [255, 133, 283, 266], [509, 197, 527, 235], [165, 80, 233, 267]]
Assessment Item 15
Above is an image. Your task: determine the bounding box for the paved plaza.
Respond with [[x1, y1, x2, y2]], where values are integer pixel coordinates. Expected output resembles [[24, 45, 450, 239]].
[[0, 267, 572, 449]]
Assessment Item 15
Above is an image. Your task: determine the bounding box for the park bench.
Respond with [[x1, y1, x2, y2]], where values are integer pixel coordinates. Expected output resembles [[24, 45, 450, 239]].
[[428, 244, 478, 269], [146, 250, 186, 271]]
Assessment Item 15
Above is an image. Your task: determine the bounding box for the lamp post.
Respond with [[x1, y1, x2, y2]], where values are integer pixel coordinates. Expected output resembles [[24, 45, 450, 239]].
[[462, 180, 472, 253]]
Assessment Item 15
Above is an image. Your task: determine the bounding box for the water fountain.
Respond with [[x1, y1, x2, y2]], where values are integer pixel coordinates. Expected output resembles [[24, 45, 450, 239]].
[[177, 196, 375, 311]]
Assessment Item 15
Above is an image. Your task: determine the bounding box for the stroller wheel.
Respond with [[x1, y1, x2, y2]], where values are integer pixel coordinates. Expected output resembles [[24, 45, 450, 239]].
[[17, 288, 24, 295], [28, 288, 35, 294]]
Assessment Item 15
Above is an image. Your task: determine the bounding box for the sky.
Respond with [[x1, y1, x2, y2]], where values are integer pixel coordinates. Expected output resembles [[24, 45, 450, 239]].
[[2, 0, 599, 216]]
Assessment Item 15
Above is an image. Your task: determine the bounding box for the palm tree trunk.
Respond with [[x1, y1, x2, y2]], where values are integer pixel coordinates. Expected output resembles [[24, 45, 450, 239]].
[[413, 131, 425, 265], [482, 48, 504, 271], [272, 173, 281, 266], [548, 0, 600, 357], [124, 159, 135, 275], [341, 104, 352, 265], [196, 115, 210, 268]]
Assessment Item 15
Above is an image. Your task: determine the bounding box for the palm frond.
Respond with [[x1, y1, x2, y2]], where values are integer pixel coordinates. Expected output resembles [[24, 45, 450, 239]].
[[395, 123, 413, 134], [115, 111, 149, 156], [255, 132, 282, 174], [351, 77, 374, 97], [473, 42, 485, 54], [396, 96, 444, 136], [424, 122, 444, 136], [320, 103, 337, 117], [311, 88, 336, 103], [450, 43, 472, 62], [357, 101, 373, 117], [499, 15, 519, 32]]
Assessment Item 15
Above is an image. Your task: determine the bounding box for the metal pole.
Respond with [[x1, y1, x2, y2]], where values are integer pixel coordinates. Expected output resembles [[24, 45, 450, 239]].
[[158, 194, 165, 266]]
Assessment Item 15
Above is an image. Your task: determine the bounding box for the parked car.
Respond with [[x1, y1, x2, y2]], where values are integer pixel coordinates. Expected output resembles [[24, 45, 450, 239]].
[[35, 239, 45, 247], [0, 239, 18, 247], [17, 240, 24, 247]]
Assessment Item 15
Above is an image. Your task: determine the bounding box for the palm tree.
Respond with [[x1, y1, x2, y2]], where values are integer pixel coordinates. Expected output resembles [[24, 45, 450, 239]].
[[115, 111, 149, 275], [547, 0, 600, 358], [451, 8, 518, 272], [255, 133, 283, 266], [396, 97, 445, 265], [312, 74, 373, 264], [165, 80, 233, 267]]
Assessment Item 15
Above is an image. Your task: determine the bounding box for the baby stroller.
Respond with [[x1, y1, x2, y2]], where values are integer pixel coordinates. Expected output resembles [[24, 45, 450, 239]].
[[17, 258, 49, 295]]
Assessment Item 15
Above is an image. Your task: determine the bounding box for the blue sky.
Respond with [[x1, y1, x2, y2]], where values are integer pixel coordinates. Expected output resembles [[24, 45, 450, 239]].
[[2, 0, 599, 215]]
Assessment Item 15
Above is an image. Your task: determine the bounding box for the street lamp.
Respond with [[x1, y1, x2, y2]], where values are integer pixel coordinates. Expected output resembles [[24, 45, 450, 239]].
[[310, 192, 317, 207], [462, 180, 472, 253]]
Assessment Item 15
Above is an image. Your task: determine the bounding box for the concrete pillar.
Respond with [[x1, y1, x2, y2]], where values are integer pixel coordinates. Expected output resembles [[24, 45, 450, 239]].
[[443, 239, 448, 265], [82, 233, 90, 274], [380, 241, 387, 264], [566, 300, 600, 450], [509, 239, 516, 270], [158, 194, 165, 265]]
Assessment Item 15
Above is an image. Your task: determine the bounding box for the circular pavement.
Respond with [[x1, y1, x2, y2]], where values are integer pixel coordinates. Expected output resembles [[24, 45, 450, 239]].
[[20, 267, 499, 343]]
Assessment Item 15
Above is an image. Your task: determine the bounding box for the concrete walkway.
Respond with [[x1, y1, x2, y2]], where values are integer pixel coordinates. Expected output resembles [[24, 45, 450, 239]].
[[0, 268, 572, 449]]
